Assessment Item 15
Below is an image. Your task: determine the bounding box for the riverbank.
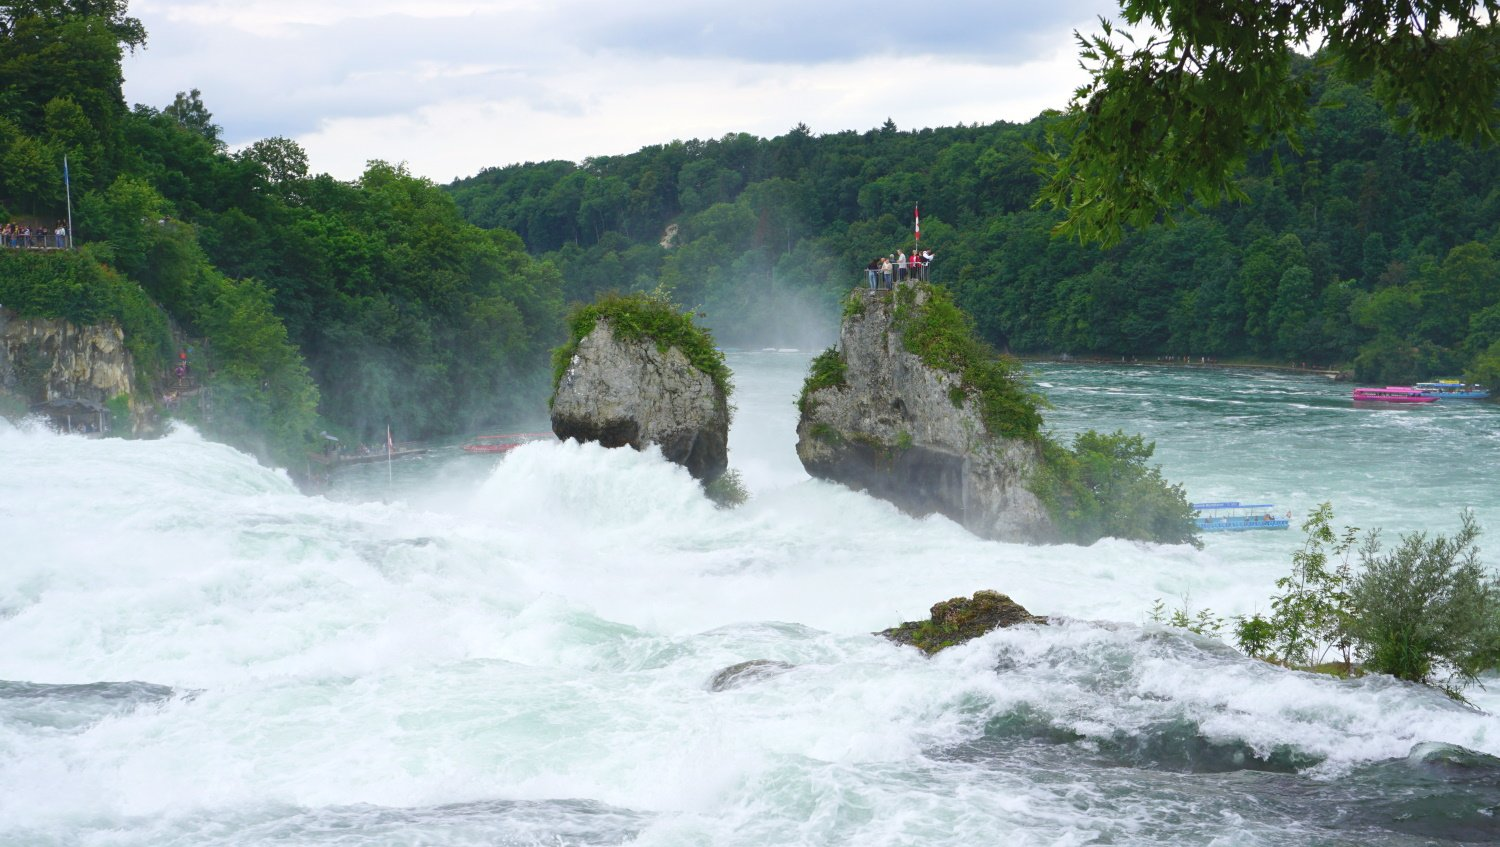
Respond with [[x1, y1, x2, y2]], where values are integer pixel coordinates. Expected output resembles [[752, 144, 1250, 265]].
[[1015, 353, 1351, 380]]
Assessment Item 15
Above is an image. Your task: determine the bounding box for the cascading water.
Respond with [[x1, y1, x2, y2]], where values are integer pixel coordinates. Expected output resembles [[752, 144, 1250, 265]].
[[2, 352, 1497, 846]]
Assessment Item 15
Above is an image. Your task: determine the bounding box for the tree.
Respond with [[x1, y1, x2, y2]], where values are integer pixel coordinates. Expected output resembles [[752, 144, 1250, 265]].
[[164, 88, 223, 149], [1268, 503, 1358, 671], [1039, 1, 1500, 245], [1031, 429, 1201, 547], [0, 1, 141, 156], [0, 1, 145, 48], [239, 135, 308, 188], [1348, 511, 1496, 689]]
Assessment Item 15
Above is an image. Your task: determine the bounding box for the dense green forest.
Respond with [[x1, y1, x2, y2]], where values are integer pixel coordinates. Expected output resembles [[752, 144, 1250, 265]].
[[449, 56, 1500, 386], [0, 1, 563, 469]]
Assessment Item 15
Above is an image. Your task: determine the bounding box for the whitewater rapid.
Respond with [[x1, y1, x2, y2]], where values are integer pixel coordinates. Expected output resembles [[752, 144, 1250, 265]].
[[2, 353, 1497, 846]]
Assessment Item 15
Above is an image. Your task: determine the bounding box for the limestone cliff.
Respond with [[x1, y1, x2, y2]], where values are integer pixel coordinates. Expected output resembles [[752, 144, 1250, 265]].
[[551, 317, 730, 481], [0, 307, 143, 430], [795, 286, 1054, 543]]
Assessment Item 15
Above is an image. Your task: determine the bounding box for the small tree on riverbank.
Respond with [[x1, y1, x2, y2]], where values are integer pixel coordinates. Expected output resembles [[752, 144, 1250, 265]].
[[1349, 511, 1497, 690], [1267, 503, 1358, 671], [1163, 504, 1499, 696]]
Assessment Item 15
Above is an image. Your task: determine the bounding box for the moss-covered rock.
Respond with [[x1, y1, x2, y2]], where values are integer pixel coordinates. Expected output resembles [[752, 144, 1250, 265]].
[[880, 590, 1045, 655], [551, 293, 731, 481]]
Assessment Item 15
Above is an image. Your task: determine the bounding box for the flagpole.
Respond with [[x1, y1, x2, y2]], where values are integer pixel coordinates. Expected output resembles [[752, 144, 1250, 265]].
[[386, 424, 393, 486], [64, 155, 74, 249], [913, 202, 920, 279]]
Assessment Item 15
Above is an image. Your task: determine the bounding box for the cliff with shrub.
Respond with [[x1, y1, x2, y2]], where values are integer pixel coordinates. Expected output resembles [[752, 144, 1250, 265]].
[[796, 282, 1198, 547]]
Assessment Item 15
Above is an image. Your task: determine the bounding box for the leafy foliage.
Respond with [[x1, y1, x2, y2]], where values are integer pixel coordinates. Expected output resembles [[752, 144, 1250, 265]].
[[704, 468, 749, 509], [550, 291, 731, 403], [1149, 598, 1225, 638], [1176, 504, 1499, 694], [796, 346, 847, 415], [0, 248, 173, 382], [1031, 430, 1201, 547], [1348, 510, 1497, 688], [893, 283, 1042, 440], [1233, 613, 1276, 659], [1039, 1, 1500, 246], [1268, 503, 1359, 670]]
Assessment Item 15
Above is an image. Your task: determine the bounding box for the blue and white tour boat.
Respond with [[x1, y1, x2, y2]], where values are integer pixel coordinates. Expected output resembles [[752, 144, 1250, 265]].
[[1191, 502, 1292, 533]]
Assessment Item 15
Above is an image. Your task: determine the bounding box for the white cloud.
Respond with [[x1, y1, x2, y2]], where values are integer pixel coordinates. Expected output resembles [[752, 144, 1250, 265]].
[[122, 1, 1115, 181]]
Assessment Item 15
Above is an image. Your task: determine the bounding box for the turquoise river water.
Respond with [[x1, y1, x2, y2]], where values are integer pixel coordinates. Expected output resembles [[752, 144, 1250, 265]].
[[2, 352, 1498, 846]]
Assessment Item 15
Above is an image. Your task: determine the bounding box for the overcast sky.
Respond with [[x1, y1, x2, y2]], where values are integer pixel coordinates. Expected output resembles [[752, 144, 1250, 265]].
[[121, 1, 1118, 183]]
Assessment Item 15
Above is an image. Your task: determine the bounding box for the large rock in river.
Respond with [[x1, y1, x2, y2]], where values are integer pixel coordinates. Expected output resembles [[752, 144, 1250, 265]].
[[796, 285, 1053, 543], [881, 590, 1045, 655], [552, 317, 730, 481]]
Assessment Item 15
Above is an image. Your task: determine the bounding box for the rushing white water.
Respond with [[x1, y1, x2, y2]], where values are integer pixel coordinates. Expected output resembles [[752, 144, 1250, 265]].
[[2, 353, 1498, 846]]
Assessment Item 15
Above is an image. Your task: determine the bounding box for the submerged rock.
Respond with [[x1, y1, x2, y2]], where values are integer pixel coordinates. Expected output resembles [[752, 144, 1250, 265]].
[[796, 285, 1052, 542], [881, 590, 1045, 655], [708, 659, 794, 691], [551, 317, 729, 481]]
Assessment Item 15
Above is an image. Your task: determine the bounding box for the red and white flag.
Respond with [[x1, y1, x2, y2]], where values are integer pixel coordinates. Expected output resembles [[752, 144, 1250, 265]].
[[914, 203, 920, 244]]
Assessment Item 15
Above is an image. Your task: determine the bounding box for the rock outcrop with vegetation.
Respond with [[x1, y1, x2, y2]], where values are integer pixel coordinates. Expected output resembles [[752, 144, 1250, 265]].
[[1, 309, 135, 411], [551, 293, 731, 481], [796, 283, 1053, 542], [881, 590, 1045, 655], [797, 283, 1198, 547]]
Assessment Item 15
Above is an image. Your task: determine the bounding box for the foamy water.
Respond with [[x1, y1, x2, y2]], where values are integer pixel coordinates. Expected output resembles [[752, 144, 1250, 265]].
[[2, 354, 1497, 846]]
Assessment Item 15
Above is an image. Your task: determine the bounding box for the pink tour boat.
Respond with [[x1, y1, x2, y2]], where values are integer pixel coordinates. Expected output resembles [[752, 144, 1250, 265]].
[[1352, 387, 1437, 404]]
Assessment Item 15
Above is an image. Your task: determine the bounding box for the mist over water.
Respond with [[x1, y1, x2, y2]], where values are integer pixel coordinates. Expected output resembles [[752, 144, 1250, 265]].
[[2, 354, 1498, 846]]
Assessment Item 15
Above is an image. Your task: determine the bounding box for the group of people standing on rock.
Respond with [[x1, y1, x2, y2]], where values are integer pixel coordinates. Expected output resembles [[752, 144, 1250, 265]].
[[865, 249, 934, 290], [1, 221, 68, 249]]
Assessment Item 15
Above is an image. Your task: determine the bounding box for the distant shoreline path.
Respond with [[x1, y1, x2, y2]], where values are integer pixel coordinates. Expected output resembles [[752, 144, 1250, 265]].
[[1014, 354, 1349, 380]]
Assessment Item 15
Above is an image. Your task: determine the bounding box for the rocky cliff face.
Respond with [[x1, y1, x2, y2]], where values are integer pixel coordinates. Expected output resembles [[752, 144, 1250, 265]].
[[0, 308, 138, 417], [795, 288, 1054, 543], [551, 318, 730, 481]]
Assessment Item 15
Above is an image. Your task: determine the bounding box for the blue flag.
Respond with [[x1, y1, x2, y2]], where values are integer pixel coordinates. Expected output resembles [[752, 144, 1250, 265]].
[[63, 155, 70, 189]]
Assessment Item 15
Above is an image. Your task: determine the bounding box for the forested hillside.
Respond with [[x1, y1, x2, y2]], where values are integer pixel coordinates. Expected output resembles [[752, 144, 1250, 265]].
[[449, 57, 1500, 385], [1, 2, 563, 468]]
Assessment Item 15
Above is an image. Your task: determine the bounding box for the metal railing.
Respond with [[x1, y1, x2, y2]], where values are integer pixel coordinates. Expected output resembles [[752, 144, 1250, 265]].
[[864, 261, 930, 290], [1, 230, 70, 250]]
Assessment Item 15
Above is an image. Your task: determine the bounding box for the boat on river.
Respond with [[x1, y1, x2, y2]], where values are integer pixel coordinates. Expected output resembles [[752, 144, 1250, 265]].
[[1414, 380, 1490, 400], [310, 445, 428, 467], [1352, 387, 1436, 403], [1191, 502, 1292, 532], [461, 432, 555, 454]]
